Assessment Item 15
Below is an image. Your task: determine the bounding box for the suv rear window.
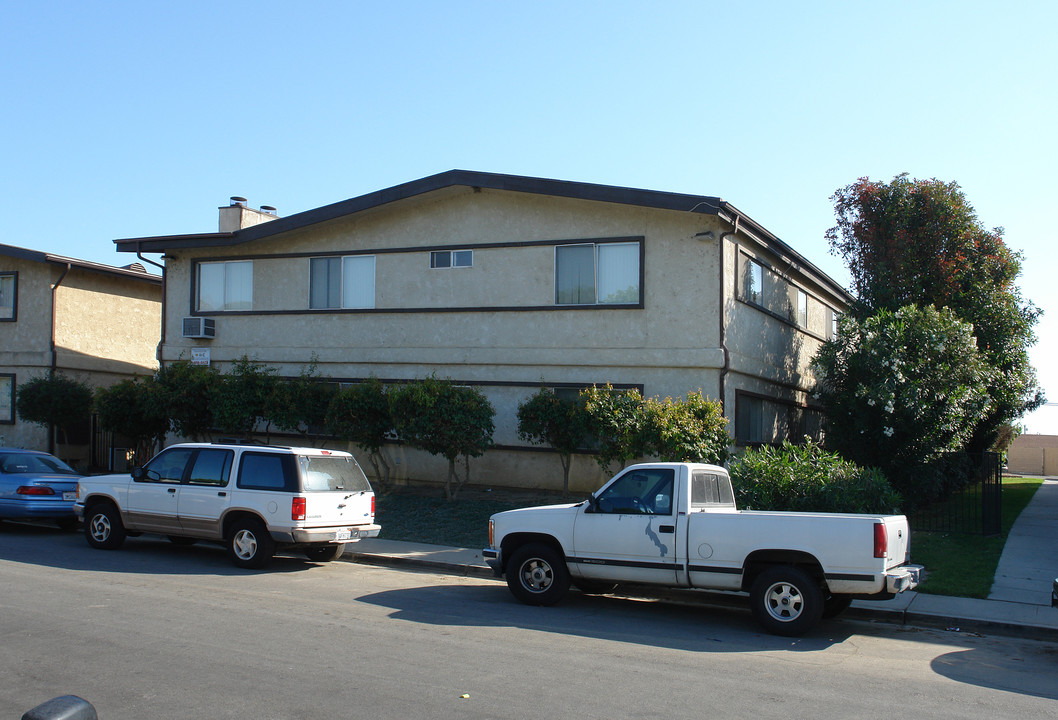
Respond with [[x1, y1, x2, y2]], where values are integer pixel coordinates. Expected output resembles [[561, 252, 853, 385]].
[[298, 456, 371, 492], [237, 452, 297, 492]]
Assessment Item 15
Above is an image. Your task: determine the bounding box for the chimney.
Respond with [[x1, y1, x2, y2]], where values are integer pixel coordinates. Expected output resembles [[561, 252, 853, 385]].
[[219, 196, 280, 232]]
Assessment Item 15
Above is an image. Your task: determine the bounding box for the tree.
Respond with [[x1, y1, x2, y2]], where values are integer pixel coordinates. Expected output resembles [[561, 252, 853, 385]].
[[16, 372, 94, 460], [827, 174, 1043, 450], [642, 391, 729, 465], [389, 375, 494, 501], [580, 384, 649, 476], [211, 357, 278, 439], [812, 305, 992, 500], [326, 377, 394, 488], [94, 377, 170, 465], [154, 359, 220, 441], [271, 359, 336, 447], [517, 387, 591, 497]]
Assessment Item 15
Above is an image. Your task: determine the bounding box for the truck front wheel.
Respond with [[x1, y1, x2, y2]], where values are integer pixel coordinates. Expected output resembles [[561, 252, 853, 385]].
[[750, 566, 823, 636], [506, 543, 570, 606]]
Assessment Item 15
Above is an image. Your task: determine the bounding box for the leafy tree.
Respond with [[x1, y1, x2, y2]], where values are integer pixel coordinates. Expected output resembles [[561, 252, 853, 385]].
[[94, 377, 170, 465], [211, 357, 279, 439], [271, 359, 336, 446], [729, 440, 901, 514], [827, 174, 1043, 450], [812, 305, 991, 500], [642, 391, 729, 465], [16, 372, 94, 460], [389, 375, 494, 501], [154, 359, 220, 441], [327, 377, 394, 488], [517, 387, 591, 497], [580, 384, 649, 475]]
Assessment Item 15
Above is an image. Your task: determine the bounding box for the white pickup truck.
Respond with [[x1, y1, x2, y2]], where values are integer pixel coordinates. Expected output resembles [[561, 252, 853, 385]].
[[483, 462, 921, 635]]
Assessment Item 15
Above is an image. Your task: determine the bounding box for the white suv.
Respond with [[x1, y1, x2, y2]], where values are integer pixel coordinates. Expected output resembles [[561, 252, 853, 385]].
[[75, 443, 380, 568]]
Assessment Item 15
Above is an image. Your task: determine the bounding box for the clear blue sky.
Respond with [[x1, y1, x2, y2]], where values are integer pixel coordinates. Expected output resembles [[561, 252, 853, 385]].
[[3, 2, 1056, 433]]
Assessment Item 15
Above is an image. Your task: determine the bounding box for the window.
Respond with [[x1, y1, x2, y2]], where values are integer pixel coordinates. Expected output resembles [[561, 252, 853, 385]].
[[187, 449, 234, 487], [0, 272, 15, 320], [0, 374, 13, 424], [691, 470, 734, 508], [310, 256, 375, 309], [555, 242, 640, 305], [595, 467, 674, 514], [197, 261, 252, 312], [142, 447, 195, 483], [237, 452, 296, 491], [741, 256, 762, 305], [795, 289, 808, 327], [827, 307, 841, 340], [736, 396, 764, 444], [430, 250, 473, 268]]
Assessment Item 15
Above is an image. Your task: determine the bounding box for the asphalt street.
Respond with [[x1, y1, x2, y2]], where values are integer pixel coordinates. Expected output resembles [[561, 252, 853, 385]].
[[1, 524, 1057, 719]]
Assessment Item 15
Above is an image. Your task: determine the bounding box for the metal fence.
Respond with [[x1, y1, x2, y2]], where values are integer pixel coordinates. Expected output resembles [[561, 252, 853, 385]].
[[909, 452, 1002, 536]]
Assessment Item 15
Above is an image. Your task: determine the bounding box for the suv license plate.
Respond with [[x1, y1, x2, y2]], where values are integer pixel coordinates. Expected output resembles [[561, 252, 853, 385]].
[[335, 528, 352, 541]]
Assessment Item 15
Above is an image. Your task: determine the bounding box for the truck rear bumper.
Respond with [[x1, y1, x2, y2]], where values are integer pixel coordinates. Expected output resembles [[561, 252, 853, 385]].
[[885, 564, 923, 594]]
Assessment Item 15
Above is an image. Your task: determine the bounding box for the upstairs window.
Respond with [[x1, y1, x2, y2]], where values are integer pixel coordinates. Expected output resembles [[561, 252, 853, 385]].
[[741, 256, 762, 306], [555, 242, 640, 305], [0, 272, 15, 320], [310, 256, 375, 309], [0, 374, 13, 424], [430, 250, 473, 268], [197, 261, 252, 312], [795, 288, 808, 327]]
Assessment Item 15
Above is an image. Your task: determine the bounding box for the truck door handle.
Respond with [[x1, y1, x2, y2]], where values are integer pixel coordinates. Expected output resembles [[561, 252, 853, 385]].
[[167, 487, 177, 494], [217, 491, 226, 497], [659, 525, 675, 534]]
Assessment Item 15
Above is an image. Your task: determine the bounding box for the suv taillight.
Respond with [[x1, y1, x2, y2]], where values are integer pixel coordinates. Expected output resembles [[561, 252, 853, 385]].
[[873, 522, 888, 559], [292, 497, 306, 521], [371, 495, 375, 517]]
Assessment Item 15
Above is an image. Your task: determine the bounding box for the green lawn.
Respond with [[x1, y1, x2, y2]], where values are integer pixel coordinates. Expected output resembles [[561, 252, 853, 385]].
[[911, 477, 1044, 598]]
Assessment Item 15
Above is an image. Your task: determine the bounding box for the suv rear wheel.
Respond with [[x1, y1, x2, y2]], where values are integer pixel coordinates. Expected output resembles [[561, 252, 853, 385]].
[[227, 518, 275, 569]]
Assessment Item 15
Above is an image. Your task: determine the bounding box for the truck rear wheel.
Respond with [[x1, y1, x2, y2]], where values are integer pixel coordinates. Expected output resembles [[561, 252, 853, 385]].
[[750, 565, 823, 636], [507, 543, 570, 606]]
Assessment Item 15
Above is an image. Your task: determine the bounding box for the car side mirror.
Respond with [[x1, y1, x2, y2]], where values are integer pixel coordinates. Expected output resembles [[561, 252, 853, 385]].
[[21, 695, 98, 720]]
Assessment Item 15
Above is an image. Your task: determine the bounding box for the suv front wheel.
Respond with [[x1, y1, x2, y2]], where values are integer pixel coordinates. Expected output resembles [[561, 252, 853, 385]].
[[227, 518, 276, 569]]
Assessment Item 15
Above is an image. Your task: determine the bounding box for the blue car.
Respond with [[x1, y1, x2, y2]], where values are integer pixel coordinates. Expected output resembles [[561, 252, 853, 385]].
[[0, 447, 82, 529]]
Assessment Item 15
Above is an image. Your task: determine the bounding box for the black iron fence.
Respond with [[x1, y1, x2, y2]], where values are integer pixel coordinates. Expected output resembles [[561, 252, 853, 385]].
[[909, 452, 1002, 536]]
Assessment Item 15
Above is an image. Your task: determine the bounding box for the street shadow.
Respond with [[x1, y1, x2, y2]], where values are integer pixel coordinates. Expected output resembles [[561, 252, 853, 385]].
[[0, 520, 316, 576], [357, 581, 859, 653], [931, 645, 1058, 701]]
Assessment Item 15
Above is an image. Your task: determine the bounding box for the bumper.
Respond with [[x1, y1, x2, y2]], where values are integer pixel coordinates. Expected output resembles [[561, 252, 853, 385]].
[[483, 548, 503, 577], [276, 523, 382, 544], [0, 498, 77, 520], [885, 564, 923, 594]]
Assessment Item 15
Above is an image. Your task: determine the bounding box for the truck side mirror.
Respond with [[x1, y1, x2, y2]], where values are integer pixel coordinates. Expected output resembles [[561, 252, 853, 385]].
[[131, 466, 146, 481], [585, 495, 599, 513]]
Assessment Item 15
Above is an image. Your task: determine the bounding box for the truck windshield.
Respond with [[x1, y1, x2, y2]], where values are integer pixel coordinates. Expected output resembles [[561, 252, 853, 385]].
[[299, 456, 372, 493]]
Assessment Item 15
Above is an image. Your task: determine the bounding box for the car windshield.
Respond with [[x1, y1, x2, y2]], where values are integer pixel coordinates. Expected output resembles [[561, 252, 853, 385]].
[[0, 453, 79, 475], [298, 456, 372, 492]]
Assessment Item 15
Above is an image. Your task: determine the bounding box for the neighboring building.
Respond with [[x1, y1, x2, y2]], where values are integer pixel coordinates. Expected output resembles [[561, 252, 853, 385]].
[[115, 171, 851, 492], [0, 244, 162, 467], [1007, 434, 1058, 476]]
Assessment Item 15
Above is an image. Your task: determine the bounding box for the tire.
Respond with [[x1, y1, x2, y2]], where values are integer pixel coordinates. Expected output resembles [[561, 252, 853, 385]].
[[305, 544, 345, 562], [227, 518, 276, 569], [822, 594, 853, 619], [573, 580, 618, 595], [750, 565, 824, 637], [167, 535, 198, 546], [506, 543, 570, 606], [84, 503, 127, 550]]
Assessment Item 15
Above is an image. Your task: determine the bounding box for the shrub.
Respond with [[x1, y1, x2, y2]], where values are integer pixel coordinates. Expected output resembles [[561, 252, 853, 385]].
[[729, 439, 901, 514]]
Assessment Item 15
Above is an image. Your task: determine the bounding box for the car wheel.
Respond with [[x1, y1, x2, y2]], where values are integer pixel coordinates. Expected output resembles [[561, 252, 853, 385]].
[[506, 543, 570, 606], [84, 503, 126, 550], [750, 565, 823, 637], [227, 518, 275, 569], [821, 594, 853, 619], [167, 535, 198, 546], [305, 544, 345, 562]]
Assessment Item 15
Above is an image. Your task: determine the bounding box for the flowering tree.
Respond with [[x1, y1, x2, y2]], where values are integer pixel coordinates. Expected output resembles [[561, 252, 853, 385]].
[[813, 305, 991, 499], [827, 174, 1043, 451]]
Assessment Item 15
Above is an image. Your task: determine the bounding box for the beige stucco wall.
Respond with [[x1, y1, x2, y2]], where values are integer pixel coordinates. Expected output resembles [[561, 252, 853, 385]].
[[157, 187, 847, 490], [1007, 434, 1058, 476]]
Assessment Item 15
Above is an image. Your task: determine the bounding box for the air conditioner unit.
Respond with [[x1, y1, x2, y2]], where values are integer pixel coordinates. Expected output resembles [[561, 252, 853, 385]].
[[182, 317, 216, 339]]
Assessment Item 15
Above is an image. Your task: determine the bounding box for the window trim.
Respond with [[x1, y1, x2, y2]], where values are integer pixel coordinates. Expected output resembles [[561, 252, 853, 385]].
[[0, 373, 14, 424], [0, 271, 17, 322]]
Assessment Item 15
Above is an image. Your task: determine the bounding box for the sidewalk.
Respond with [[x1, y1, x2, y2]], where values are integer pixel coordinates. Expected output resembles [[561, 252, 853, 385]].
[[344, 480, 1058, 641]]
